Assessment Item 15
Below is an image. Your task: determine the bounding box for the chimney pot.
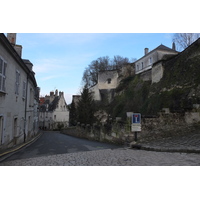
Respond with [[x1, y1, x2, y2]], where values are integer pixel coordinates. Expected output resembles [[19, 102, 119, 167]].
[[144, 48, 149, 55]]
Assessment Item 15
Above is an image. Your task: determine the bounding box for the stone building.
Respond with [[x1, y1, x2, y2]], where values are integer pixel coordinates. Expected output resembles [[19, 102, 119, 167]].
[[89, 70, 120, 103], [0, 33, 39, 150], [135, 44, 178, 81], [89, 64, 135, 103], [39, 90, 69, 130]]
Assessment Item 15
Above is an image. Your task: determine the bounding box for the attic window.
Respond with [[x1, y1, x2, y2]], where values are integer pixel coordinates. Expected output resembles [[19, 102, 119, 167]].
[[107, 78, 111, 84]]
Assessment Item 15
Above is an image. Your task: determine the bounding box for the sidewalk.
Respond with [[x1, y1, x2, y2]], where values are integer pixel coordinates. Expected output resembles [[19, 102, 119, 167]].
[[133, 132, 200, 154], [0, 132, 43, 162]]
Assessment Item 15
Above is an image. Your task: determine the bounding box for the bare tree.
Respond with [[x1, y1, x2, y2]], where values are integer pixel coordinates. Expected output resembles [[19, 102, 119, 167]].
[[81, 55, 131, 88], [173, 33, 200, 51]]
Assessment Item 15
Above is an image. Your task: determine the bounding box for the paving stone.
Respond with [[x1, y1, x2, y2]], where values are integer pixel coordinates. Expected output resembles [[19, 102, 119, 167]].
[[0, 148, 200, 166]]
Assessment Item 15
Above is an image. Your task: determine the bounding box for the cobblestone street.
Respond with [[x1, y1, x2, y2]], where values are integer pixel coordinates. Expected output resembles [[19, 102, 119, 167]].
[[1, 147, 200, 166]]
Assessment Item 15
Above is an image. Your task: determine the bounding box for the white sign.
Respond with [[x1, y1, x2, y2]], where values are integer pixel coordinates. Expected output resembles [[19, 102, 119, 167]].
[[131, 124, 141, 132]]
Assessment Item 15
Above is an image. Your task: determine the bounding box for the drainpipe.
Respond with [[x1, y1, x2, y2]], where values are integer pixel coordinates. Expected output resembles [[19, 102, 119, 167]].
[[24, 74, 29, 143]]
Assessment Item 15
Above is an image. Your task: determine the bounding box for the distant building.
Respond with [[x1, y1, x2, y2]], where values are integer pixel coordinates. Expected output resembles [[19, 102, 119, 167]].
[[39, 90, 69, 130], [135, 44, 178, 75], [89, 70, 120, 103], [0, 33, 39, 150]]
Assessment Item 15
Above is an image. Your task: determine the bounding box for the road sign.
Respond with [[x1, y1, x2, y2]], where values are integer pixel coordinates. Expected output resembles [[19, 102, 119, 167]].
[[132, 113, 141, 132], [132, 113, 141, 124]]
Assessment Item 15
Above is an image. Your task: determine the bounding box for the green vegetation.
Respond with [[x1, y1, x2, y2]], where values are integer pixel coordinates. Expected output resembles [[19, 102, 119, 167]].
[[76, 86, 96, 125], [107, 40, 200, 118], [73, 39, 200, 125], [107, 75, 151, 119]]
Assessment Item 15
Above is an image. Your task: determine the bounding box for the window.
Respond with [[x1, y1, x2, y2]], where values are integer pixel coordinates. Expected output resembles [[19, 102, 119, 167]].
[[141, 62, 144, 69], [136, 64, 139, 71], [0, 57, 7, 92], [15, 70, 20, 95], [22, 81, 26, 98], [149, 57, 152, 65], [107, 78, 111, 84]]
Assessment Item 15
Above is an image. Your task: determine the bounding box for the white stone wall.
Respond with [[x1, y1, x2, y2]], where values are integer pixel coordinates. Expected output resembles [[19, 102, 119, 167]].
[[90, 84, 101, 101], [39, 92, 69, 129], [0, 35, 38, 149], [152, 62, 164, 83], [135, 51, 157, 74], [53, 95, 69, 126], [135, 49, 177, 75], [98, 71, 119, 90]]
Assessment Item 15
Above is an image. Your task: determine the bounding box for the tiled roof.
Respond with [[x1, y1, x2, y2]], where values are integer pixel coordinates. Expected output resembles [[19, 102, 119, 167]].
[[155, 44, 177, 52], [135, 44, 178, 63], [48, 96, 60, 111]]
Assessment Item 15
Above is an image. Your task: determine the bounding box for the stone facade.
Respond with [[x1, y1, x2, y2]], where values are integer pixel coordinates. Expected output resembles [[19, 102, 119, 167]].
[[39, 90, 69, 130], [0, 33, 39, 150], [90, 70, 121, 103], [135, 44, 178, 75], [62, 110, 200, 145], [151, 61, 164, 83]]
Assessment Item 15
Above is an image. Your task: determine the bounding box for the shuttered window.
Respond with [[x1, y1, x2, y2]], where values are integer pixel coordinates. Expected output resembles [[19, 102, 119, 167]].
[[0, 57, 7, 92], [22, 81, 26, 98], [15, 70, 20, 95]]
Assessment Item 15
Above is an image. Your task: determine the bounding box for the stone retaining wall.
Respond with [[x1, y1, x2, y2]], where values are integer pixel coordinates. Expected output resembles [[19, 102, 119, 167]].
[[62, 111, 200, 144]]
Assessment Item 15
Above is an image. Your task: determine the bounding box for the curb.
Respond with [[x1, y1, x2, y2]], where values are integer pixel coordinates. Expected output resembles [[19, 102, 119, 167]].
[[0, 131, 43, 162], [138, 145, 200, 154]]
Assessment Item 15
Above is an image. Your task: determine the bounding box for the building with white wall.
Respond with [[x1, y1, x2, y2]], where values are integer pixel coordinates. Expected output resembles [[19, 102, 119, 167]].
[[89, 70, 120, 103], [135, 44, 178, 75], [0, 33, 39, 150], [39, 90, 69, 130]]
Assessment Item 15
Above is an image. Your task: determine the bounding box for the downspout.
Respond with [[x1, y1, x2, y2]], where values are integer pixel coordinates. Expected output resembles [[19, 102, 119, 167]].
[[24, 73, 29, 143]]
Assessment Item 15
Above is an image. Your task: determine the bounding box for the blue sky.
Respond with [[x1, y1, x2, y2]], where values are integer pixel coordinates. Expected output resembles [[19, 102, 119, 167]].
[[14, 33, 174, 104]]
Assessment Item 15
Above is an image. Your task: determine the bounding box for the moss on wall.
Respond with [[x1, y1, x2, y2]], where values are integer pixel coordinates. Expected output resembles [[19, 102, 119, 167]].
[[107, 39, 200, 118]]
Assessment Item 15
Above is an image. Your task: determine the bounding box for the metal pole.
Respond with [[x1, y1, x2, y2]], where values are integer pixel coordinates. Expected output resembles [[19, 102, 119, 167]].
[[134, 132, 137, 142]]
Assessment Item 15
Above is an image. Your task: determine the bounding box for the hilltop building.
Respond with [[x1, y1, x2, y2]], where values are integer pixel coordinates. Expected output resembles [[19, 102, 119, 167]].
[[89, 70, 119, 103], [135, 44, 178, 82], [0, 33, 39, 150], [135, 44, 178, 74], [39, 90, 69, 130]]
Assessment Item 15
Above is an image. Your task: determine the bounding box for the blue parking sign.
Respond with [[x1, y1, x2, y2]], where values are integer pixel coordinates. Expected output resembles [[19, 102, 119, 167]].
[[132, 113, 141, 124]]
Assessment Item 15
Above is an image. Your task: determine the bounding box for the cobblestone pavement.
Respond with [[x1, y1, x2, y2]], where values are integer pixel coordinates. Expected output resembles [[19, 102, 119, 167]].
[[1, 148, 200, 166], [1, 132, 200, 166], [138, 132, 200, 153]]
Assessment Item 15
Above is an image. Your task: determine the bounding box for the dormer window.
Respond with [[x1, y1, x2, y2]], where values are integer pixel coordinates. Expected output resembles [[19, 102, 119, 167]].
[[107, 78, 111, 84]]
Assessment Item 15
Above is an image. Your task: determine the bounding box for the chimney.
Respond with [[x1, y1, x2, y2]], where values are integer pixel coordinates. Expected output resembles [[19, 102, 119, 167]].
[[172, 42, 176, 51], [7, 33, 16, 44], [55, 89, 58, 96], [144, 48, 149, 55], [14, 45, 22, 57], [59, 91, 64, 97], [7, 33, 22, 57]]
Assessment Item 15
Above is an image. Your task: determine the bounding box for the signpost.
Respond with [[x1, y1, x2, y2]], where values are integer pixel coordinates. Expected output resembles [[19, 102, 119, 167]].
[[131, 113, 141, 141]]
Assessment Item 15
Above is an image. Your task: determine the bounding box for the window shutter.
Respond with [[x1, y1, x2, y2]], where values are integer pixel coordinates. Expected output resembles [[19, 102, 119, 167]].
[[2, 62, 6, 92]]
